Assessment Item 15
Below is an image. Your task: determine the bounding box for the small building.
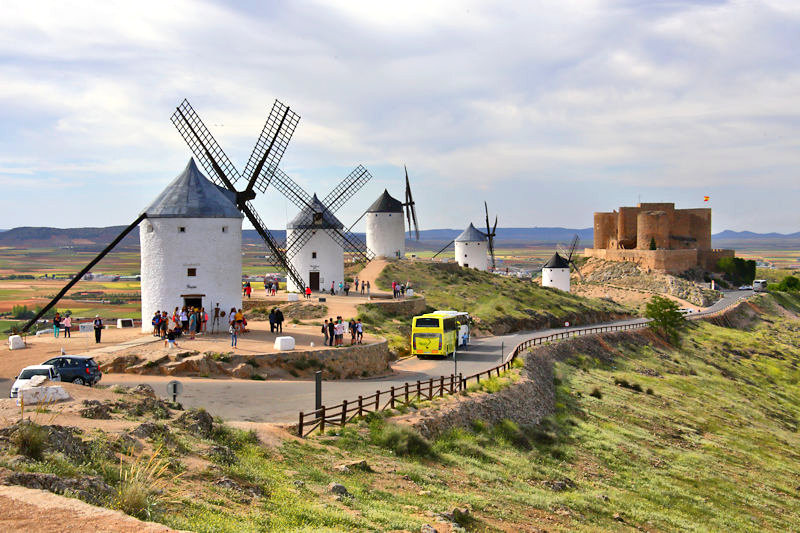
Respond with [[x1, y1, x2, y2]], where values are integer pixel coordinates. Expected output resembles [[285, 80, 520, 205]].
[[286, 194, 344, 293], [455, 223, 488, 271], [365, 189, 405, 259], [542, 252, 571, 292], [140, 159, 243, 332]]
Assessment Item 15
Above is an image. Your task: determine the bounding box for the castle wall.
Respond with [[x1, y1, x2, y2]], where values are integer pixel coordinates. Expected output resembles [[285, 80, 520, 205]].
[[698, 249, 734, 271], [584, 248, 701, 273], [636, 211, 670, 250], [683, 208, 712, 250], [616, 207, 641, 249]]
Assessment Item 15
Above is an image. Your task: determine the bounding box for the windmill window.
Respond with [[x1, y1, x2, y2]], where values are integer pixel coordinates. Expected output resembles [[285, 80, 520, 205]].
[[222, 226, 228, 233], [145, 223, 154, 233], [312, 252, 317, 259], [187, 268, 197, 277], [179, 226, 186, 233]]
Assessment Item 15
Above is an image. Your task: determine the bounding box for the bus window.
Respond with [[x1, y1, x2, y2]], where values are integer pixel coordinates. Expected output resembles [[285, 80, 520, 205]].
[[415, 317, 440, 328]]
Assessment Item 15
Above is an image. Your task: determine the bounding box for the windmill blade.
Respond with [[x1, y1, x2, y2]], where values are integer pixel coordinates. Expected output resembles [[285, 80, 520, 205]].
[[432, 239, 455, 259], [329, 228, 373, 264], [241, 201, 305, 291], [484, 201, 491, 236], [22, 213, 147, 332], [268, 167, 315, 212], [567, 234, 580, 262], [571, 260, 585, 281], [171, 99, 241, 189], [322, 165, 372, 214], [488, 235, 496, 271], [245, 100, 300, 194], [404, 167, 420, 240]]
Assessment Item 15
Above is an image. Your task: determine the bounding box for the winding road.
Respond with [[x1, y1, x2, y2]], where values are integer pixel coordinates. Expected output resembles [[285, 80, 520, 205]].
[[103, 290, 752, 424]]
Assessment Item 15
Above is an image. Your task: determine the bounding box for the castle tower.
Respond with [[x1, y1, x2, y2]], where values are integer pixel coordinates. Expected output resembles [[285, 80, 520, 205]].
[[286, 194, 344, 293], [541, 252, 571, 292], [140, 159, 243, 332], [454, 223, 488, 271], [365, 189, 405, 259]]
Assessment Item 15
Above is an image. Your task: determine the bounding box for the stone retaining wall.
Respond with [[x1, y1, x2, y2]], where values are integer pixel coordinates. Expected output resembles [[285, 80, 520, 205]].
[[251, 340, 392, 379], [362, 296, 427, 316]]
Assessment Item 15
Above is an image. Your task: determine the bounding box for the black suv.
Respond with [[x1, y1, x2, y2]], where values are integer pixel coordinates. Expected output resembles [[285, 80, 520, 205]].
[[41, 356, 102, 386]]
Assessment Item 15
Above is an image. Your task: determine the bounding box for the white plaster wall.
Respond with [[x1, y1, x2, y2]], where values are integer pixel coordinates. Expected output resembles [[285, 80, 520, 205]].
[[455, 241, 488, 271], [140, 217, 242, 331], [366, 212, 405, 258], [542, 267, 570, 292], [286, 228, 344, 293]]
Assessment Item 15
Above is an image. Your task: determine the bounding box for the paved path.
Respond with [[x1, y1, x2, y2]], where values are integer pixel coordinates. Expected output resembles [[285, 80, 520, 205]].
[[99, 290, 755, 424]]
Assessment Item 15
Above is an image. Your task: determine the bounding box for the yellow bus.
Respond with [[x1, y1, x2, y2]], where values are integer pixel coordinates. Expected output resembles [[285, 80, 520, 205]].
[[411, 311, 470, 358]]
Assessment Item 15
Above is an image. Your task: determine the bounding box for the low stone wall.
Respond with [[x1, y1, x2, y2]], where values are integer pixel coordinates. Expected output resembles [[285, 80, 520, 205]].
[[99, 340, 392, 380], [362, 296, 427, 316]]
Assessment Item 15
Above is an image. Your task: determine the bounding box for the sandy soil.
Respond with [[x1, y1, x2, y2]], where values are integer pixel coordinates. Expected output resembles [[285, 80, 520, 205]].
[[0, 485, 185, 533], [572, 283, 702, 311]]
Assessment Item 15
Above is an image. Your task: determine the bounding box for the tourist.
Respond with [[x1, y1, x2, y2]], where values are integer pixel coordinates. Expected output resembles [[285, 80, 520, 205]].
[[349, 318, 356, 345], [400, 283, 406, 298], [354, 278, 359, 292], [322, 319, 329, 345], [230, 321, 238, 348], [180, 307, 189, 332], [53, 312, 61, 338], [172, 307, 180, 327], [195, 308, 202, 336], [165, 327, 179, 349], [305, 286, 312, 299], [188, 309, 197, 340], [338, 281, 343, 295], [161, 311, 169, 339], [151, 311, 161, 336], [330, 281, 335, 295], [269, 308, 276, 333], [366, 280, 371, 297], [327, 317, 335, 346], [391, 280, 397, 298], [228, 307, 236, 332], [63, 315, 72, 339], [344, 282, 350, 296], [360, 281, 365, 295], [235, 308, 244, 332], [275, 307, 284, 333], [334, 318, 344, 347], [93, 315, 103, 343], [201, 307, 208, 333], [245, 282, 252, 299], [272, 282, 277, 296], [356, 319, 363, 344]]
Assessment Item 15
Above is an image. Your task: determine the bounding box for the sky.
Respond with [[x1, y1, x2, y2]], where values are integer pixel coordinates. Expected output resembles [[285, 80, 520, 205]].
[[1, 0, 799, 234]]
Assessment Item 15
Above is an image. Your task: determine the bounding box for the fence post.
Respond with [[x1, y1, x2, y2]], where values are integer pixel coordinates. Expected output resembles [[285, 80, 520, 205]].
[[390, 386, 396, 409], [416, 380, 421, 401], [404, 382, 409, 405], [459, 373, 464, 391], [449, 374, 454, 393], [429, 377, 433, 399], [375, 390, 380, 411], [439, 376, 444, 397], [319, 406, 326, 434], [298, 412, 304, 437], [341, 400, 347, 426], [358, 395, 363, 417]]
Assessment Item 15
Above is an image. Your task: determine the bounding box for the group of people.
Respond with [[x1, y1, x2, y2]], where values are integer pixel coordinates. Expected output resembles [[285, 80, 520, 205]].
[[243, 281, 252, 299], [267, 308, 285, 334], [391, 280, 411, 298], [327, 279, 371, 297], [228, 307, 246, 347], [51, 312, 72, 338], [322, 317, 364, 346], [264, 278, 279, 296], [151, 306, 209, 347]]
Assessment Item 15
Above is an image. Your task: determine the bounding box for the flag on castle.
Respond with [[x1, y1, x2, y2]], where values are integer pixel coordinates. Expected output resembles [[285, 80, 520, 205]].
[[703, 196, 710, 202]]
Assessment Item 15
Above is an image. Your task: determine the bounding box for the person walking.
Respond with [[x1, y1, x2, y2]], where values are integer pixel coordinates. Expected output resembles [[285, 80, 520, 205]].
[[322, 319, 329, 345], [334, 318, 343, 347], [188, 309, 197, 340], [272, 282, 277, 296], [234, 308, 244, 333], [305, 286, 312, 300], [269, 308, 276, 333], [245, 282, 252, 299], [356, 319, 363, 344], [180, 307, 189, 332], [327, 317, 335, 346], [53, 312, 61, 338], [360, 281, 365, 295], [400, 283, 406, 298], [229, 321, 238, 348], [330, 281, 335, 295], [151, 311, 160, 336], [349, 318, 356, 345], [344, 282, 350, 296], [201, 307, 208, 333], [275, 307, 284, 333], [195, 308, 202, 336], [366, 280, 371, 297], [63, 314, 72, 338], [93, 315, 103, 343], [338, 281, 343, 295], [391, 280, 397, 298], [161, 311, 169, 339], [354, 278, 359, 293]]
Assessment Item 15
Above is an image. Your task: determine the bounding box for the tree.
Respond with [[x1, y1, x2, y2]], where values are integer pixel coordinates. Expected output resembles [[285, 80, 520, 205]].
[[778, 275, 800, 292], [649, 237, 657, 250], [716, 257, 756, 285], [645, 295, 687, 343]]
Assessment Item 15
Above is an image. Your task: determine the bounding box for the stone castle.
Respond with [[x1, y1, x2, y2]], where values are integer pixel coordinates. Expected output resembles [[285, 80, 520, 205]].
[[585, 202, 734, 273]]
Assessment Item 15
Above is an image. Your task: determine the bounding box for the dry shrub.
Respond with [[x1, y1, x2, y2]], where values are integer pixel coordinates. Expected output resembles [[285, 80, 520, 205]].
[[115, 445, 179, 519]]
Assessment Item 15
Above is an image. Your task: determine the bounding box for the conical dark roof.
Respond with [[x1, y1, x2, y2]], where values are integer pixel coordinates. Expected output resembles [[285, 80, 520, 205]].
[[367, 189, 403, 213], [144, 159, 241, 219], [287, 194, 344, 230], [543, 252, 570, 269], [455, 223, 487, 242]]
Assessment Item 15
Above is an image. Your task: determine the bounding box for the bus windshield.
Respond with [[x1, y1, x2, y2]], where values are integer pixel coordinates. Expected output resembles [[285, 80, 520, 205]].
[[415, 317, 440, 328]]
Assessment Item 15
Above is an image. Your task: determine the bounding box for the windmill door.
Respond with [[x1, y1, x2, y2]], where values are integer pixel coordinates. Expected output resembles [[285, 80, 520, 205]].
[[309, 272, 320, 291]]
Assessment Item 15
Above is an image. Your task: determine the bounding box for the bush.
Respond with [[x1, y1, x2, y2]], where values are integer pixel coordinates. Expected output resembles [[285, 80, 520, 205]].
[[115, 445, 176, 519], [589, 387, 602, 399], [13, 421, 48, 459], [776, 276, 800, 292], [372, 424, 432, 457], [645, 295, 687, 343]]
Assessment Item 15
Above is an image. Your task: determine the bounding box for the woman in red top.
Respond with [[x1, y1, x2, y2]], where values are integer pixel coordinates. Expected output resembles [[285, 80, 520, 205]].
[[305, 286, 312, 299]]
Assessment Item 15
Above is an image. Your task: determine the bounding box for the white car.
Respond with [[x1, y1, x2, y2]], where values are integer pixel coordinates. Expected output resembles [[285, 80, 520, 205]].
[[9, 365, 60, 398]]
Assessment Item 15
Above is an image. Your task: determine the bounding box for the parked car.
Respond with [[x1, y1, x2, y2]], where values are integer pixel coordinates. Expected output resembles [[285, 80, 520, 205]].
[[41, 355, 102, 386], [738, 285, 753, 290], [9, 365, 60, 398], [678, 308, 695, 315]]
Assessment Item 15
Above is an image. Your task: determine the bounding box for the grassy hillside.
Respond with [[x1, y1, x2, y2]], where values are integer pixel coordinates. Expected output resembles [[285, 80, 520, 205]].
[[2, 294, 798, 531]]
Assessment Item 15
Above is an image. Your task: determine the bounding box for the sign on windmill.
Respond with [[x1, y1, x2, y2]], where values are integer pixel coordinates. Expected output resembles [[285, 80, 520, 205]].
[[266, 166, 375, 293]]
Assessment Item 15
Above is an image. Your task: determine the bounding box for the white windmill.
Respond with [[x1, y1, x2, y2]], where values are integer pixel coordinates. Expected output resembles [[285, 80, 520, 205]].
[[362, 166, 420, 259], [542, 235, 583, 292]]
